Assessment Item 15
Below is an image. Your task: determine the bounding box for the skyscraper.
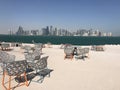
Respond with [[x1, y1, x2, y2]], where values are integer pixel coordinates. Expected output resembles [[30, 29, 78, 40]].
[[16, 26, 24, 35]]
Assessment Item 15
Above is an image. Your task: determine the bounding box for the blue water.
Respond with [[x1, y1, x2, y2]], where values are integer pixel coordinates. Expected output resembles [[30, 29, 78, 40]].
[[0, 35, 120, 45]]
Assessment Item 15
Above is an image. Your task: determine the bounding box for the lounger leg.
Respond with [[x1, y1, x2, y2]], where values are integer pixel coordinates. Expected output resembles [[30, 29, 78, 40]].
[[2, 71, 11, 90], [8, 76, 11, 90], [2, 71, 5, 88], [71, 55, 73, 60], [88, 53, 90, 59], [64, 54, 66, 60], [24, 72, 28, 86]]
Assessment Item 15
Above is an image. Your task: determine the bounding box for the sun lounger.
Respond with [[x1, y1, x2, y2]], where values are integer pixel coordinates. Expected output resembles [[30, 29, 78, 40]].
[[96, 45, 104, 51], [0, 51, 15, 75], [75, 47, 89, 60], [24, 48, 41, 64], [83, 48, 90, 58], [1, 43, 11, 51], [64, 46, 74, 60], [28, 56, 53, 83], [74, 48, 84, 60], [91, 45, 104, 51], [2, 60, 33, 90]]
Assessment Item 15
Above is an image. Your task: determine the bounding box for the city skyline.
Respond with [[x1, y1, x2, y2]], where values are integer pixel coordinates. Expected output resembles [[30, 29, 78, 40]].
[[12, 25, 112, 37], [0, 0, 120, 36]]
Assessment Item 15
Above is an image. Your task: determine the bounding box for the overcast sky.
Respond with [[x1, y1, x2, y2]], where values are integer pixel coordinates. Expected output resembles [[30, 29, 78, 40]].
[[0, 0, 120, 36]]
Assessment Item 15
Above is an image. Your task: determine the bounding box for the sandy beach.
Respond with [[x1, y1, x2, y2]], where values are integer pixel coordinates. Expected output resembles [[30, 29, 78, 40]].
[[0, 44, 120, 90]]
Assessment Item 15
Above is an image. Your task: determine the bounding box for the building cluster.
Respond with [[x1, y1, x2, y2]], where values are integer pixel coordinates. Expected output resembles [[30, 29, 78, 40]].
[[74, 29, 112, 36], [9, 26, 112, 36]]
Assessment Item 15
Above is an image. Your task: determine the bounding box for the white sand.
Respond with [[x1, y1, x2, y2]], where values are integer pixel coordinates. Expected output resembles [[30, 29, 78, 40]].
[[0, 45, 120, 90]]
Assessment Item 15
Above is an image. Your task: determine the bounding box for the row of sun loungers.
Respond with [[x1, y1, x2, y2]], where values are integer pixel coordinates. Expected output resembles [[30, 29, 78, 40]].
[[64, 45, 105, 60], [0, 44, 53, 90], [0, 42, 23, 51], [64, 46, 90, 60]]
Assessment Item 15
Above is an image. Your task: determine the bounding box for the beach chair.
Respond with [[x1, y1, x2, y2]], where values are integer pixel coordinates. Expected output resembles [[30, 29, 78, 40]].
[[74, 48, 85, 60], [24, 45, 32, 53], [0, 51, 15, 75], [91, 45, 96, 51], [28, 56, 53, 83], [83, 48, 90, 58], [34, 43, 43, 51], [91, 45, 104, 51], [2, 60, 35, 90], [64, 46, 74, 60], [24, 49, 41, 63], [33, 47, 42, 55], [1, 43, 11, 51], [96, 45, 104, 51]]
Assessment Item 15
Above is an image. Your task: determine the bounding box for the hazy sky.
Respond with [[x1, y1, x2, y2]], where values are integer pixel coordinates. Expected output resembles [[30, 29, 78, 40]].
[[0, 0, 120, 36]]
